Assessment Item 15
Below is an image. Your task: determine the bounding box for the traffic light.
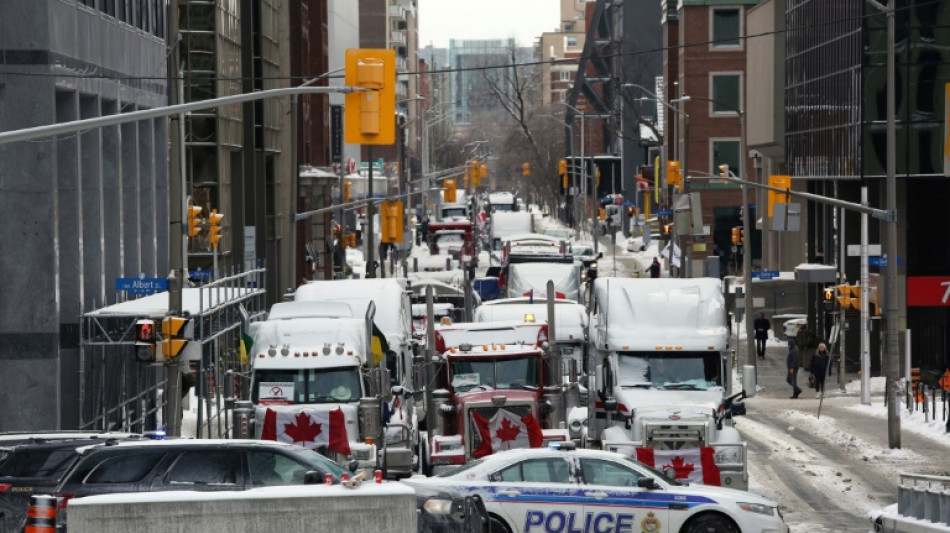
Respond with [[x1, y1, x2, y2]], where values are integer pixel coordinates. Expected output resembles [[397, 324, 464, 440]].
[[558, 158, 567, 176], [444, 178, 457, 203], [470, 161, 481, 186], [380, 200, 403, 243], [344, 48, 396, 145], [595, 166, 601, 186], [767, 175, 792, 217], [341, 234, 356, 249], [187, 204, 202, 238], [522, 162, 531, 176], [479, 163, 487, 182], [718, 164, 729, 184], [208, 209, 224, 248], [731, 226, 741, 244], [158, 316, 191, 360], [344, 180, 351, 202], [599, 209, 606, 221], [667, 160, 682, 189], [134, 319, 156, 362], [823, 287, 836, 311]]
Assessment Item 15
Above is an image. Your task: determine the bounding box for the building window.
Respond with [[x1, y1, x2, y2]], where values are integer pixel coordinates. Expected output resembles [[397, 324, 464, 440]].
[[711, 74, 741, 114], [711, 8, 741, 47], [711, 140, 740, 177], [566, 36, 578, 48]]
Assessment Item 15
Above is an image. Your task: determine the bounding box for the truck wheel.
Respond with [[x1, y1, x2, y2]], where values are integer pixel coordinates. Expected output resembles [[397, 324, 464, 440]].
[[682, 513, 739, 533]]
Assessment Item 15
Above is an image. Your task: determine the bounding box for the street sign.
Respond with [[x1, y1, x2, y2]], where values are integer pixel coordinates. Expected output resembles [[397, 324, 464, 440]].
[[869, 256, 888, 267], [330, 105, 342, 163], [847, 244, 882, 256], [188, 269, 214, 281], [116, 277, 168, 295], [657, 209, 673, 216], [752, 270, 779, 280]]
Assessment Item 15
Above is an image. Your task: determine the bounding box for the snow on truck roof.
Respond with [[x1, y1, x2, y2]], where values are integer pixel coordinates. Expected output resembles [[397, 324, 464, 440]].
[[592, 277, 728, 350], [473, 302, 587, 343], [267, 301, 353, 320], [294, 279, 410, 344], [250, 317, 367, 368]]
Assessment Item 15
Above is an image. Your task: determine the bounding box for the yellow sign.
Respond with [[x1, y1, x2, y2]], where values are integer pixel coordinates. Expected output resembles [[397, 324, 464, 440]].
[[767, 175, 792, 217]]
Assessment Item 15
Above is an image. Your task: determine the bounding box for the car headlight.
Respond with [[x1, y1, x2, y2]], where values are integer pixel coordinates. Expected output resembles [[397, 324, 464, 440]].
[[423, 498, 456, 516], [590, 262, 598, 270], [738, 502, 776, 516]]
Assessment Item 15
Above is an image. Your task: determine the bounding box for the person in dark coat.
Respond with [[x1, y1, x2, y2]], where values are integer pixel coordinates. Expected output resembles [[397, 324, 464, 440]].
[[810, 342, 830, 398], [753, 312, 771, 359], [786, 339, 802, 398], [648, 257, 661, 278]]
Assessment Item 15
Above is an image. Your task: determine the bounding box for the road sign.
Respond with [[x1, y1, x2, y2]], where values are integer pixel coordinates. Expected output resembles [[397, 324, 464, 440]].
[[847, 244, 882, 256], [657, 209, 673, 216], [752, 270, 779, 280], [116, 277, 168, 295], [188, 269, 214, 281], [869, 256, 888, 267]]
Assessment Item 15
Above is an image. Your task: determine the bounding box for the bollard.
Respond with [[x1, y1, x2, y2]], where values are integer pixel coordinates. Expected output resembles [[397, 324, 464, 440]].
[[25, 494, 57, 533]]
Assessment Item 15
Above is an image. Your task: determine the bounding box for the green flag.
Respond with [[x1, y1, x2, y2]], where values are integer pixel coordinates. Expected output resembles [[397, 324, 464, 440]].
[[239, 329, 254, 365], [370, 323, 389, 366]]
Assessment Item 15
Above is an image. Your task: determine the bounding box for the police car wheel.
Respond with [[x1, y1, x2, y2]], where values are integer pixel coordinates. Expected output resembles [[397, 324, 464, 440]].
[[488, 515, 511, 533], [683, 512, 739, 533]]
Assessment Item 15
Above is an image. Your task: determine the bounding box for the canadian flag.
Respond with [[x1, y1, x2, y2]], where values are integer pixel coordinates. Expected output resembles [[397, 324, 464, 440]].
[[261, 408, 351, 456], [635, 447, 721, 486], [472, 409, 543, 458]]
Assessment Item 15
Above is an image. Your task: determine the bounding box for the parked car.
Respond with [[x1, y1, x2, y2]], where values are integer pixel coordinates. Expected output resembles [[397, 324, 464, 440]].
[[52, 439, 344, 527], [409, 444, 788, 533], [626, 232, 661, 252], [412, 482, 489, 533], [0, 436, 144, 532]]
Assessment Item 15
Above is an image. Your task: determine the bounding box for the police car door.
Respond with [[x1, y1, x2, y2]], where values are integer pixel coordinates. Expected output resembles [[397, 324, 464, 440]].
[[487, 456, 581, 533], [578, 458, 670, 533]]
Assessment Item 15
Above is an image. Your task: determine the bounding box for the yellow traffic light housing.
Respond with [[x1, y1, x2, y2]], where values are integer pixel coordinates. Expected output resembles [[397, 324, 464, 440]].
[[718, 164, 729, 184], [187, 204, 202, 238], [380, 201, 403, 244], [479, 163, 487, 181], [344, 48, 396, 145], [558, 158, 567, 176], [344, 180, 351, 202], [208, 209, 224, 248], [444, 178, 457, 203], [158, 316, 191, 359], [522, 162, 531, 176], [767, 175, 792, 217], [667, 160, 682, 189], [731, 226, 741, 244]]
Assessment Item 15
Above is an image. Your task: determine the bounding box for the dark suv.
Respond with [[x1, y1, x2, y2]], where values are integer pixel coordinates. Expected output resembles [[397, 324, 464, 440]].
[[0, 436, 141, 532], [53, 439, 343, 525]]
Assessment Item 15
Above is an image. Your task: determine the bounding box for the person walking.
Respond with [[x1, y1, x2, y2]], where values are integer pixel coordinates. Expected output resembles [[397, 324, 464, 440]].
[[753, 312, 771, 359], [649, 257, 661, 278], [811, 342, 830, 398], [786, 338, 802, 398]]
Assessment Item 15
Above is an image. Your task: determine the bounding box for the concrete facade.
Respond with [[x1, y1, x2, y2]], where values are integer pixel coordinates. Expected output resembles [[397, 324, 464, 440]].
[[0, 1, 168, 431]]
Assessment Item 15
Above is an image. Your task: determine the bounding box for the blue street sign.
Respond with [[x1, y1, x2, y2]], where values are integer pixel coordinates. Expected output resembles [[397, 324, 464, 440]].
[[115, 277, 168, 295], [189, 269, 214, 281], [752, 270, 779, 280], [869, 256, 887, 267], [657, 209, 674, 216]]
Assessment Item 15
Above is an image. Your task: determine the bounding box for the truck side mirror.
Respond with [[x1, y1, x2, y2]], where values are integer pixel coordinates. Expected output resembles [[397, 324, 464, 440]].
[[741, 365, 757, 398], [597, 252, 603, 259], [603, 398, 618, 412]]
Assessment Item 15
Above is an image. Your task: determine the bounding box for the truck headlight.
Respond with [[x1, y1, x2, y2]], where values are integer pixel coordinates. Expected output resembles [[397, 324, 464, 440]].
[[738, 502, 776, 516], [590, 262, 598, 270]]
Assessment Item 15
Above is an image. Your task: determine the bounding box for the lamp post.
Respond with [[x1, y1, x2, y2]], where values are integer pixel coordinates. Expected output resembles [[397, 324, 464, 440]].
[[559, 102, 590, 249], [679, 94, 753, 368]]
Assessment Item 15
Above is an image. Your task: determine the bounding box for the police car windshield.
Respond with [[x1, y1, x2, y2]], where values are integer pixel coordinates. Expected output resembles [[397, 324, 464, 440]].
[[436, 457, 485, 477], [253, 368, 362, 404], [616, 352, 721, 390], [449, 356, 540, 392]]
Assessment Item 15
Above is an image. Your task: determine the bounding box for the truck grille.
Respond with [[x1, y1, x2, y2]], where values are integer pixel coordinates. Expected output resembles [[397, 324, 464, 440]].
[[644, 422, 706, 450]]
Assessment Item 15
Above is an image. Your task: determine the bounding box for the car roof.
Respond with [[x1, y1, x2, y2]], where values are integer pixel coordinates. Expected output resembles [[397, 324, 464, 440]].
[[74, 438, 315, 455]]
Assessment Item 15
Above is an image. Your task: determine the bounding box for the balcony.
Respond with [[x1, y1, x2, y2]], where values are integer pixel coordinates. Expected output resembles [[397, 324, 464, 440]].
[[389, 5, 408, 20], [390, 30, 406, 45]]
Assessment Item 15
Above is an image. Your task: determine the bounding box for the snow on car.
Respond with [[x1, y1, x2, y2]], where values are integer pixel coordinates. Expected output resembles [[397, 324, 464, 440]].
[[406, 444, 788, 533]]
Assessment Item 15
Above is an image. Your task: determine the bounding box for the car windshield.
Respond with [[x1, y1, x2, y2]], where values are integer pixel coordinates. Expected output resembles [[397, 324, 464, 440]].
[[436, 457, 486, 477], [282, 447, 345, 477], [252, 367, 363, 404], [449, 356, 540, 392], [573, 247, 594, 257], [616, 352, 721, 389]]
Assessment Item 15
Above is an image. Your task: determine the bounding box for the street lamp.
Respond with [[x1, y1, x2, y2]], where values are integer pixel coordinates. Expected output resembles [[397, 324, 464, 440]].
[[679, 93, 753, 369]]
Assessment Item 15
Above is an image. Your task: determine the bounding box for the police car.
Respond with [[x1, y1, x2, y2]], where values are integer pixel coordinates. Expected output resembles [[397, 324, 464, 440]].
[[405, 443, 787, 533]]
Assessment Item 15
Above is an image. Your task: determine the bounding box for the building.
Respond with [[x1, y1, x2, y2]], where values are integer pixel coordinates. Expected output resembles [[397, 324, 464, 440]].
[[0, 1, 168, 430], [539, 0, 586, 106]]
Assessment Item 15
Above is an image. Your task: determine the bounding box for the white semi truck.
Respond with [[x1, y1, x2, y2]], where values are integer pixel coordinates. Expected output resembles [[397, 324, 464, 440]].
[[586, 277, 756, 489]]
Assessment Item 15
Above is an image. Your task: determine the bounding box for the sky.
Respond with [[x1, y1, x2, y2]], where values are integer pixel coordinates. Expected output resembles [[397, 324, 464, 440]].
[[417, 0, 563, 48]]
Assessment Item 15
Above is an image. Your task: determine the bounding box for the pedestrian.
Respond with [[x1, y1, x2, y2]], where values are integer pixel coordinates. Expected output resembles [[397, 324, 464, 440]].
[[811, 342, 830, 398], [786, 338, 802, 398], [649, 257, 661, 278], [753, 312, 771, 359]]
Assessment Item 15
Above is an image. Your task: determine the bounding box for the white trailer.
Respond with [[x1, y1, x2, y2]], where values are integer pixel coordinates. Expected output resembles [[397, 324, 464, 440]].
[[489, 212, 533, 251], [586, 277, 756, 489]]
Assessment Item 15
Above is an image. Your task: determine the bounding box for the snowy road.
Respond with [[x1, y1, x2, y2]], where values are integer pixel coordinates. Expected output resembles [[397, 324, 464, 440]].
[[742, 341, 950, 532]]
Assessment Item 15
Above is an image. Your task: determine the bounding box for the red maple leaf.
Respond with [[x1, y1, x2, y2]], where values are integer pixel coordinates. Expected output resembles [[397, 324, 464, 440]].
[[284, 412, 322, 444], [662, 455, 695, 479], [495, 417, 522, 442]]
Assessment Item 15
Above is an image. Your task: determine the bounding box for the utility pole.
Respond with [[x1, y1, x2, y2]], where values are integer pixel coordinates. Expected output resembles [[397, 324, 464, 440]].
[[166, 0, 185, 437]]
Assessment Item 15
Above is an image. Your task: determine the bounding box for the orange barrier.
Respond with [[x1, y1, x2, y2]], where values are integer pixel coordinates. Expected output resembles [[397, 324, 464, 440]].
[[25, 494, 56, 532]]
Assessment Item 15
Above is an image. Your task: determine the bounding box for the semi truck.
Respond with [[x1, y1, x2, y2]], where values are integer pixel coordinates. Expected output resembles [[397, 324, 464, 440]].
[[421, 322, 570, 474], [586, 277, 756, 489]]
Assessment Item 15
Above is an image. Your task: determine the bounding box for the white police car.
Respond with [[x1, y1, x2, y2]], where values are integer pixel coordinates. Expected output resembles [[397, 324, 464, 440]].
[[405, 443, 787, 533]]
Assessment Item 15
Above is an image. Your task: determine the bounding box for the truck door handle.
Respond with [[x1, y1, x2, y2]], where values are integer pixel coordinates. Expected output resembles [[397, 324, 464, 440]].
[[498, 489, 520, 497], [585, 491, 608, 499]]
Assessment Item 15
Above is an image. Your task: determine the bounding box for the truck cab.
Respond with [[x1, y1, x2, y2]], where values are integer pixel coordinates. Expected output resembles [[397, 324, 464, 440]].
[[586, 277, 754, 489]]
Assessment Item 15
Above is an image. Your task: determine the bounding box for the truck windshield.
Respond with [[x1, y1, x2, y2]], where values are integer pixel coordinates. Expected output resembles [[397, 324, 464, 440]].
[[492, 204, 514, 213], [616, 352, 721, 390], [442, 207, 467, 218], [252, 367, 362, 404], [449, 356, 539, 392]]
